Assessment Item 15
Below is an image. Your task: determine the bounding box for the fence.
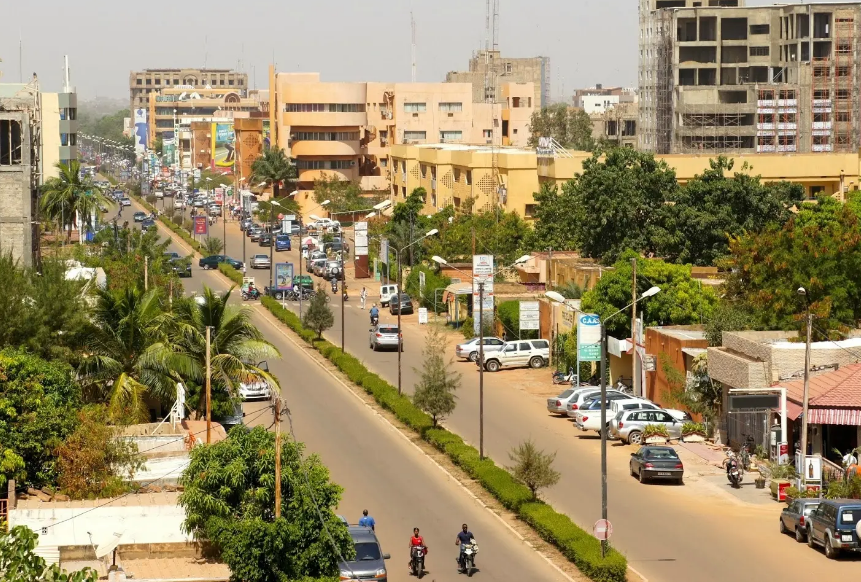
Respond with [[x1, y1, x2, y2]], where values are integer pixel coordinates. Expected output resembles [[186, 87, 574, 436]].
[[726, 410, 769, 456]]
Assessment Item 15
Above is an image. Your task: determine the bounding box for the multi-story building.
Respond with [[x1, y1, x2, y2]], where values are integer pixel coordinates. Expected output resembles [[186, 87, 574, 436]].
[[639, 0, 861, 154], [445, 50, 550, 108], [269, 71, 535, 212], [129, 68, 248, 121], [41, 58, 78, 179], [590, 102, 639, 148], [147, 85, 262, 144], [572, 85, 638, 114]]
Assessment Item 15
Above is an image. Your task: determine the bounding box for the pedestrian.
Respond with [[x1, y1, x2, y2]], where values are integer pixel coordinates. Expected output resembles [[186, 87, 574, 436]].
[[359, 509, 375, 530], [360, 287, 367, 309]]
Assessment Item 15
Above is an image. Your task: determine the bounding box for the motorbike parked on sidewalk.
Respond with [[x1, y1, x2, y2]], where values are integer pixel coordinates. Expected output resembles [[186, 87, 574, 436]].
[[458, 542, 478, 576], [410, 545, 426, 578], [723, 453, 743, 488], [552, 368, 574, 385]]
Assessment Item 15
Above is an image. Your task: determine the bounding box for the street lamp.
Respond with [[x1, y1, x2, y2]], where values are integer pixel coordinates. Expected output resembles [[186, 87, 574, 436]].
[[434, 254, 530, 459], [546, 285, 660, 558], [298, 199, 329, 317], [393, 229, 439, 394], [797, 286, 813, 487]]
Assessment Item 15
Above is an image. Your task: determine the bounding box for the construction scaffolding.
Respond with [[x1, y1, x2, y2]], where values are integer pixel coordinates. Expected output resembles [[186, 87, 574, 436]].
[[833, 11, 860, 151], [638, 1, 675, 153]]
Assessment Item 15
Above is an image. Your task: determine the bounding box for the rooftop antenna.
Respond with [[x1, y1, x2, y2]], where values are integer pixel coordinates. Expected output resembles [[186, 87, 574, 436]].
[[411, 12, 417, 83], [204, 36, 208, 69], [19, 33, 23, 83], [63, 55, 73, 93]]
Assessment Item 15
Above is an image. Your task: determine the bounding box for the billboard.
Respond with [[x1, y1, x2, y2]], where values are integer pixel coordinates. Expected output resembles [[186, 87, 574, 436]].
[[577, 313, 602, 362], [262, 120, 271, 150], [133, 108, 148, 154], [274, 263, 294, 290], [212, 123, 235, 170], [473, 254, 494, 335], [519, 301, 540, 331], [193, 216, 209, 236]]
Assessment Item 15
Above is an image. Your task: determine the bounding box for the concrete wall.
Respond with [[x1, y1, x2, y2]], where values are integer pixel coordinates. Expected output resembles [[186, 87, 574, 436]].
[[0, 110, 36, 267], [41, 93, 60, 180]]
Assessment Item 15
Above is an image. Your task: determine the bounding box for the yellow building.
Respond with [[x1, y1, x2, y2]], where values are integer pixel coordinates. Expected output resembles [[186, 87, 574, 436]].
[[390, 144, 861, 218]]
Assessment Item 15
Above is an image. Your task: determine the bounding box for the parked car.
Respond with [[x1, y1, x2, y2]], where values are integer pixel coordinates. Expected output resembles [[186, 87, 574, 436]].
[[163, 252, 192, 278], [155, 191, 164, 199], [780, 499, 821, 542], [629, 446, 684, 485], [610, 398, 661, 418], [324, 241, 347, 255], [338, 526, 390, 582], [275, 234, 291, 251], [259, 233, 272, 247], [457, 336, 505, 363], [379, 284, 399, 307], [369, 323, 402, 352], [251, 254, 272, 269], [480, 339, 550, 372], [389, 293, 414, 315], [120, 197, 131, 207], [805, 499, 861, 558], [306, 250, 327, 271], [133, 211, 147, 222], [549, 386, 601, 416], [198, 255, 244, 270], [573, 394, 645, 432], [612, 408, 683, 445], [564, 388, 622, 418]]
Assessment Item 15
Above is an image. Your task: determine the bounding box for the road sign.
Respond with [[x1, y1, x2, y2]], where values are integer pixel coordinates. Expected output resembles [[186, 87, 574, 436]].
[[577, 313, 602, 362], [519, 301, 540, 331], [418, 308, 428, 324], [593, 519, 613, 541]]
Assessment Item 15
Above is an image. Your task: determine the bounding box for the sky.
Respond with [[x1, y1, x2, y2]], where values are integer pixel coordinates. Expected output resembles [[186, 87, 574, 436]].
[[1, 0, 779, 104]]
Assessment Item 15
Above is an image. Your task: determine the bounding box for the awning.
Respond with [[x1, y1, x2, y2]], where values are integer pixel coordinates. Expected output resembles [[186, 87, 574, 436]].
[[808, 408, 861, 425], [607, 336, 632, 358], [442, 282, 472, 303], [785, 400, 803, 420]]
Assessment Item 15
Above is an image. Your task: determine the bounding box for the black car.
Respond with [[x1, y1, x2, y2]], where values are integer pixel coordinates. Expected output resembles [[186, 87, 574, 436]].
[[259, 233, 272, 247], [780, 499, 820, 542], [198, 255, 244, 271], [629, 446, 684, 485], [141, 218, 157, 230], [133, 211, 147, 222], [389, 293, 414, 315], [805, 499, 861, 558], [163, 252, 192, 278]]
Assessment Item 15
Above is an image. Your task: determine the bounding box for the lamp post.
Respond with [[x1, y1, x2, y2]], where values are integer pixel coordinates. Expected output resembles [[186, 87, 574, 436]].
[[394, 229, 439, 394], [435, 254, 531, 459], [798, 286, 813, 487], [298, 199, 329, 317], [547, 286, 661, 558]]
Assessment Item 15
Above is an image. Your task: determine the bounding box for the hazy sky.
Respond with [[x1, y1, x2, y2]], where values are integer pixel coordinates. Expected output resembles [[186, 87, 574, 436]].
[[2, 0, 777, 104]]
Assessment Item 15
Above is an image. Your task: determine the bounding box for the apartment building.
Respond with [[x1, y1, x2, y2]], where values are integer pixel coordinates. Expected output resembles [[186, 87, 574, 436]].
[[147, 86, 262, 144], [639, 0, 861, 154], [445, 50, 550, 108], [41, 90, 78, 180], [590, 101, 639, 148], [270, 72, 535, 206], [129, 68, 248, 121], [572, 85, 638, 114]]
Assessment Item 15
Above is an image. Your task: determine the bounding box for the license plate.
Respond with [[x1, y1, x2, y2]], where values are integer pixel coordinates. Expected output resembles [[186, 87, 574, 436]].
[[842, 534, 853, 542], [658, 472, 672, 476]]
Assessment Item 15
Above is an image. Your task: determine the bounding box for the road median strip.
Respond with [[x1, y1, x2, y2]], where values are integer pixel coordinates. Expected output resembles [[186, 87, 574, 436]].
[[260, 296, 628, 582], [130, 193, 203, 255]]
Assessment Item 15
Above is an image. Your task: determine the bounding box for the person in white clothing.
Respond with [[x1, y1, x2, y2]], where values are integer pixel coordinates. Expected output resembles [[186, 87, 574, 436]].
[[360, 287, 367, 309]]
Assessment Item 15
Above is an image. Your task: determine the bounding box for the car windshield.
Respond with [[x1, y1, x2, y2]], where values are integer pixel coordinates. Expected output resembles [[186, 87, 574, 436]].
[[645, 448, 679, 459], [353, 542, 382, 561]]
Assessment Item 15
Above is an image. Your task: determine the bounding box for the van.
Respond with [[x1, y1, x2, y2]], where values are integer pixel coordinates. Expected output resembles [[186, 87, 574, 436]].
[[379, 284, 399, 306]]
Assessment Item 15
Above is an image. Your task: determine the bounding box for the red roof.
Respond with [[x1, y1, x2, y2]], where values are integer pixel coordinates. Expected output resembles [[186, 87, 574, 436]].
[[778, 362, 861, 411]]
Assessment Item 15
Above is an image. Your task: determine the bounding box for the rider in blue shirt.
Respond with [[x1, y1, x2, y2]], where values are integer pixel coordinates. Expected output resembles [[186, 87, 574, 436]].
[[455, 523, 475, 570], [359, 509, 375, 530], [369, 304, 380, 323]]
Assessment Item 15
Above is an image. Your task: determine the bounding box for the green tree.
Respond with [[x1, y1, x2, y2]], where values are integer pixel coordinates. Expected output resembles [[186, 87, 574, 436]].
[[256, 198, 300, 224], [202, 236, 224, 256], [303, 284, 335, 339], [0, 526, 98, 582], [704, 302, 755, 346], [658, 156, 801, 266], [567, 148, 677, 262], [403, 265, 451, 311], [527, 103, 595, 151], [77, 108, 133, 145], [413, 326, 460, 426], [723, 195, 861, 333], [580, 253, 718, 338], [41, 160, 112, 241], [506, 439, 561, 499], [251, 147, 297, 200], [178, 426, 354, 582], [421, 206, 533, 267], [0, 350, 83, 488], [313, 173, 373, 215], [526, 182, 579, 251], [662, 353, 722, 435]]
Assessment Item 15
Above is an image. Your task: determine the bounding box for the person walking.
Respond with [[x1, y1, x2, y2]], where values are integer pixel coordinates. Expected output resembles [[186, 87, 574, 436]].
[[360, 287, 367, 310]]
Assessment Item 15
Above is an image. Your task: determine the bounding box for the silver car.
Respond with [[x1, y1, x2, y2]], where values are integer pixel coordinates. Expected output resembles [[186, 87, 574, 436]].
[[456, 336, 505, 362], [565, 388, 627, 418], [251, 254, 271, 269], [369, 323, 402, 352], [612, 408, 684, 445], [547, 386, 594, 415]]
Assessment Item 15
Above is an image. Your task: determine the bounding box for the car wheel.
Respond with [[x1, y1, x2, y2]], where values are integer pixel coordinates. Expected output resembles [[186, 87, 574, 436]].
[[795, 526, 806, 543], [529, 356, 544, 369], [779, 519, 787, 535], [372, 342, 377, 352], [275, 292, 283, 300], [486, 360, 500, 372], [639, 469, 647, 484], [630, 462, 636, 477], [468, 351, 479, 363], [628, 431, 643, 446], [807, 527, 816, 548], [825, 535, 839, 559]]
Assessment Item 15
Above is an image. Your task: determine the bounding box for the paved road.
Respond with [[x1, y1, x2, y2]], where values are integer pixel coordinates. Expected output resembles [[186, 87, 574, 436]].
[[179, 209, 861, 582], [127, 198, 568, 582]]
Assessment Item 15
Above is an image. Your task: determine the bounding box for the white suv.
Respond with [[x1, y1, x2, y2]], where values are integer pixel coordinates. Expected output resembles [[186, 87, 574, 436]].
[[480, 339, 550, 372]]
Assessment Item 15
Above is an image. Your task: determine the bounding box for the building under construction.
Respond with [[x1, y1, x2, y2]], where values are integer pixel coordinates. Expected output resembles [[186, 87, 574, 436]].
[[445, 50, 551, 109], [639, 0, 861, 154]]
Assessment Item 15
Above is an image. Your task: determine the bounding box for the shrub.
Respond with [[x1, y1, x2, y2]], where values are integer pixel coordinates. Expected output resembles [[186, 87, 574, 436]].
[[219, 263, 244, 285], [681, 421, 706, 436], [642, 424, 669, 439]]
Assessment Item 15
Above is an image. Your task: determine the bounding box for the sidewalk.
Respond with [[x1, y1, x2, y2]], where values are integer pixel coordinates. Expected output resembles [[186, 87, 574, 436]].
[[676, 440, 730, 469]]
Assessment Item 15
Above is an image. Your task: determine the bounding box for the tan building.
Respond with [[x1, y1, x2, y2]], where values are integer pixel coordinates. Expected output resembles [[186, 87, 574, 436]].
[[147, 86, 262, 144], [590, 102, 639, 148], [639, 0, 861, 154], [445, 50, 550, 108], [129, 68, 248, 121]]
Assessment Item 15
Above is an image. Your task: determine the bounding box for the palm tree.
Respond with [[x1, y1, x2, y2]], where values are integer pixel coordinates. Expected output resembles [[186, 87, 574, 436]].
[[78, 286, 177, 422], [164, 287, 280, 414], [41, 160, 112, 241], [250, 147, 297, 200]]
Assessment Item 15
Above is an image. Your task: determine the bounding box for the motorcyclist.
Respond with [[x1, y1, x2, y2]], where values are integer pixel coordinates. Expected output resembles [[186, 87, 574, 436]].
[[331, 278, 338, 294], [369, 304, 380, 325], [408, 527, 426, 574], [455, 523, 475, 571]]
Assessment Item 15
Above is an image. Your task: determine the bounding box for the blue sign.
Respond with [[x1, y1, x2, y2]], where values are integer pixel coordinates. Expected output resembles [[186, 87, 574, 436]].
[[577, 313, 602, 362]]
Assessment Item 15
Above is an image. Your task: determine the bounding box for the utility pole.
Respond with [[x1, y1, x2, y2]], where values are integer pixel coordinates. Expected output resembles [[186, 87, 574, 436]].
[[397, 249, 403, 394], [205, 326, 212, 444], [274, 397, 282, 518], [800, 311, 813, 487], [631, 258, 639, 397], [341, 252, 346, 352], [547, 246, 553, 289], [479, 280, 485, 459], [144, 256, 149, 291], [599, 322, 608, 558]]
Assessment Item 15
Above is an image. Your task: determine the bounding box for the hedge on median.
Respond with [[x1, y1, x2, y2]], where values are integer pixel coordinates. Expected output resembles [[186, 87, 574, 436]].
[[260, 296, 628, 582], [129, 193, 203, 254], [218, 263, 244, 285]]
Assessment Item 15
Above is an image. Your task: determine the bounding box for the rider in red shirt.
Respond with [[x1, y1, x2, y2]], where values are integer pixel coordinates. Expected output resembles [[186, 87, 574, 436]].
[[408, 527, 426, 573]]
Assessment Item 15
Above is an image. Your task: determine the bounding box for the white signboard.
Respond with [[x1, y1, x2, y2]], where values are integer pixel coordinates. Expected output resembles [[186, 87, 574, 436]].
[[380, 237, 389, 263], [418, 308, 428, 324], [519, 301, 540, 331], [473, 254, 494, 334], [354, 221, 369, 257]]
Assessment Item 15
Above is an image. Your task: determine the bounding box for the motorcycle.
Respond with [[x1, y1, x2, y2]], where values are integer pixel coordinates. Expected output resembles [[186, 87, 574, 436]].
[[724, 454, 743, 488], [370, 314, 379, 326], [410, 545, 426, 578], [241, 288, 261, 301], [458, 542, 478, 577], [552, 368, 574, 385], [331, 280, 338, 294]]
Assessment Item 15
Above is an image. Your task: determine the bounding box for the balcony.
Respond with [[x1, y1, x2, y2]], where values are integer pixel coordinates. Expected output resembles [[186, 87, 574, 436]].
[[291, 140, 361, 157], [282, 111, 366, 127]]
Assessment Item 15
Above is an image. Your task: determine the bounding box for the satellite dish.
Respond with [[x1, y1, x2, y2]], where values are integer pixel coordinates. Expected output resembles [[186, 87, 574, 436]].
[[95, 530, 126, 559]]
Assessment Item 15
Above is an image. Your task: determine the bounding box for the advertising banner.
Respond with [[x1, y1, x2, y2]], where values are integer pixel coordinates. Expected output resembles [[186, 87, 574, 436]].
[[577, 313, 602, 362], [193, 216, 208, 236], [133, 108, 148, 154], [274, 263, 294, 290], [354, 221, 369, 257], [472, 254, 494, 335], [519, 301, 540, 331], [212, 123, 235, 170], [262, 120, 271, 150], [380, 238, 389, 264]]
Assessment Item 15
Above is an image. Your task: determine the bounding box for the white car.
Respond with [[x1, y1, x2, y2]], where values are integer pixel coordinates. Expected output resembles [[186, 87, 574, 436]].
[[547, 386, 599, 415], [575, 399, 659, 433], [238, 379, 271, 400], [480, 339, 551, 372], [456, 336, 505, 362], [155, 191, 164, 199], [565, 388, 627, 418]]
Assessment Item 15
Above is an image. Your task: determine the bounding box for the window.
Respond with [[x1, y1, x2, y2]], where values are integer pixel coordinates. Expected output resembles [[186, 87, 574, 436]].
[[814, 89, 830, 100], [380, 158, 388, 168], [284, 103, 366, 112], [524, 204, 537, 217], [779, 89, 796, 100], [482, 129, 493, 139], [403, 130, 427, 141], [813, 135, 831, 145], [403, 102, 427, 113], [837, 66, 850, 77], [836, 111, 851, 122], [454, 168, 460, 182], [750, 46, 769, 57], [513, 128, 518, 134], [519, 342, 531, 351], [528, 97, 532, 107], [294, 132, 360, 141], [295, 160, 355, 170], [750, 24, 770, 34], [136, 79, 142, 85], [60, 133, 76, 146], [837, 89, 851, 100], [439, 102, 463, 112], [439, 130, 462, 141], [814, 112, 831, 122], [466, 171, 472, 185], [420, 164, 427, 179], [506, 63, 512, 73]]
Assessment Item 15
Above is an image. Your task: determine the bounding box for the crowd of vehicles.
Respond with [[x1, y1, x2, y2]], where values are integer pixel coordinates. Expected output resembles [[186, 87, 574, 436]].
[[779, 498, 861, 559]]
